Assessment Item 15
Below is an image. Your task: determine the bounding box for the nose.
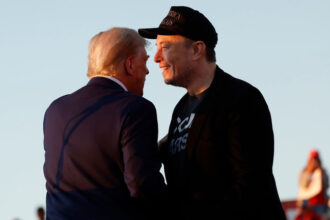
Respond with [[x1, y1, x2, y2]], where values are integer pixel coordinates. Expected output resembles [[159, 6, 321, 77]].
[[154, 48, 162, 63]]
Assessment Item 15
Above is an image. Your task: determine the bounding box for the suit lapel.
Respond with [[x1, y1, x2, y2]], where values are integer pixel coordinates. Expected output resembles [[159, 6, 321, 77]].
[[185, 67, 226, 159]]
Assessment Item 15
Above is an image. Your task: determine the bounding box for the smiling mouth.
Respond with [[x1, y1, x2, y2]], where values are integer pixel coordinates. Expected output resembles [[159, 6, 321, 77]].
[[160, 66, 169, 71]]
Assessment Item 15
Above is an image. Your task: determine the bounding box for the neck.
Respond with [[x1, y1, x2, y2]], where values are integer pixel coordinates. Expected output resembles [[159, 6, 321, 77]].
[[186, 62, 216, 96]]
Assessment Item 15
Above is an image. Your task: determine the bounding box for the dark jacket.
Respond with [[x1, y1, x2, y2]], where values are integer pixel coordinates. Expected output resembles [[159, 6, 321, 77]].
[[44, 77, 167, 220], [161, 67, 286, 219]]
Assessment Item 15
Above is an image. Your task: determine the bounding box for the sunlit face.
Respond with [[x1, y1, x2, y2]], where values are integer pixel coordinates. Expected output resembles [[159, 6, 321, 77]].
[[154, 35, 194, 87], [130, 46, 149, 96]]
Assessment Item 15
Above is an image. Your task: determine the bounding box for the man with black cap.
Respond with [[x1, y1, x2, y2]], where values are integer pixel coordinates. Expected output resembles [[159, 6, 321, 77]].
[[139, 6, 286, 219]]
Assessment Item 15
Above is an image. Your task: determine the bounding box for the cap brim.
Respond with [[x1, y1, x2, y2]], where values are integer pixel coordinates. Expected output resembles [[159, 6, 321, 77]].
[[138, 28, 178, 39]]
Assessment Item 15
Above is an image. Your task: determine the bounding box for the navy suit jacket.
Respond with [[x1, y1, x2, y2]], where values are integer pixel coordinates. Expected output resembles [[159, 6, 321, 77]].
[[161, 67, 286, 219], [43, 77, 167, 220]]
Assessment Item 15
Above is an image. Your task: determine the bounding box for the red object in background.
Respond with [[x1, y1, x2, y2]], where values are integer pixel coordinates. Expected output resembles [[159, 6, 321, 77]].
[[294, 210, 321, 220], [282, 200, 297, 216], [309, 149, 319, 159], [282, 200, 325, 220]]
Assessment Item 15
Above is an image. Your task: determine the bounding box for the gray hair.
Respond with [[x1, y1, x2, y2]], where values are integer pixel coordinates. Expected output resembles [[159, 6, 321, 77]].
[[87, 27, 147, 78]]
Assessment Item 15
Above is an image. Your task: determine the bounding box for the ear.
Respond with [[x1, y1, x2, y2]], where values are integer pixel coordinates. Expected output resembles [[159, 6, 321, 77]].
[[124, 56, 135, 76], [192, 41, 206, 61]]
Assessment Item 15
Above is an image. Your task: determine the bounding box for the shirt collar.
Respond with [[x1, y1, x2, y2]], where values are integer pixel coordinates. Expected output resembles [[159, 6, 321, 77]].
[[91, 75, 128, 91]]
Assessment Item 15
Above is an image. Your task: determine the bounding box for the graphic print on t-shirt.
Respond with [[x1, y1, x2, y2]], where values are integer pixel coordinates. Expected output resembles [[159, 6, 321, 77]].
[[169, 113, 195, 155], [166, 91, 208, 190]]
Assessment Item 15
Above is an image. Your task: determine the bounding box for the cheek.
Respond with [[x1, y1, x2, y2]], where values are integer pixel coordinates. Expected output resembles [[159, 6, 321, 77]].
[[139, 65, 147, 79], [136, 61, 147, 75], [164, 50, 184, 69], [163, 51, 174, 65], [143, 63, 148, 72]]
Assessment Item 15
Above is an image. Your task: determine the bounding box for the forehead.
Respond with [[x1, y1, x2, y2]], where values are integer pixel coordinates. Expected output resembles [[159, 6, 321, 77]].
[[136, 45, 147, 56], [156, 35, 190, 45]]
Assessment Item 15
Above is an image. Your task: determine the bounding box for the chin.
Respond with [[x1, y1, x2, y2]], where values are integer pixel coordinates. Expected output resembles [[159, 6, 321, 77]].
[[164, 77, 174, 85], [164, 77, 181, 87]]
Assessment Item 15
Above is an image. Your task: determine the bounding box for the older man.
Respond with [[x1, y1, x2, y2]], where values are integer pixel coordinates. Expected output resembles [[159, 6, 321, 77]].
[[43, 27, 166, 220], [139, 6, 286, 219]]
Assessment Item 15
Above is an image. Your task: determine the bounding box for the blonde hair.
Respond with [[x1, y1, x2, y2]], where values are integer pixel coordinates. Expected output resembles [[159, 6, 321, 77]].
[[87, 27, 146, 78]]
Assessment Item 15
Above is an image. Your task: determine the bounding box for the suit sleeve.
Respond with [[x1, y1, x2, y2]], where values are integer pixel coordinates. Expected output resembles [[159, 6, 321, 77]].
[[120, 99, 167, 203], [226, 87, 275, 207]]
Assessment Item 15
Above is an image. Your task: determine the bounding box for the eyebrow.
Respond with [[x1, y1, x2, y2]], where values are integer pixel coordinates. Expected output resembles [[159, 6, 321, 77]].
[[155, 41, 169, 46]]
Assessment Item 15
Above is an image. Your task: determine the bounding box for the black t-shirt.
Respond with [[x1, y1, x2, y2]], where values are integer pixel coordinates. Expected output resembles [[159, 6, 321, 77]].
[[166, 89, 208, 194]]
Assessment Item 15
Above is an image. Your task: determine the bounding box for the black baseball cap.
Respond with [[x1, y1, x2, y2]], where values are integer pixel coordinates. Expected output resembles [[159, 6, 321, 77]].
[[138, 6, 218, 49]]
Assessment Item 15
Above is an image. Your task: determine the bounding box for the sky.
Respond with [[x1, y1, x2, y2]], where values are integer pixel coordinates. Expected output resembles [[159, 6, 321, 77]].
[[0, 0, 329, 219]]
